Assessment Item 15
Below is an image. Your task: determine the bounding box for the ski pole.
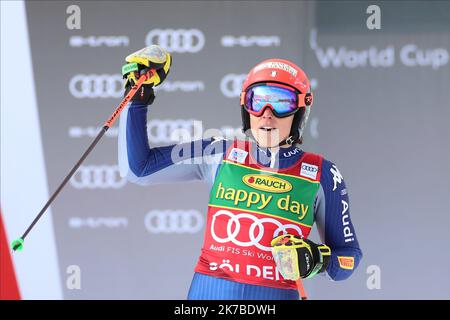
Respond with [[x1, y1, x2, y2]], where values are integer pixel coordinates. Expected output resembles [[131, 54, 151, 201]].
[[11, 68, 154, 252], [296, 278, 308, 300]]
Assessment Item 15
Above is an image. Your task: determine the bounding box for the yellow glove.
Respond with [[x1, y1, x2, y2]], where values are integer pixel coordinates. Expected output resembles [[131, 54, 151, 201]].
[[271, 234, 331, 280], [122, 45, 172, 88]]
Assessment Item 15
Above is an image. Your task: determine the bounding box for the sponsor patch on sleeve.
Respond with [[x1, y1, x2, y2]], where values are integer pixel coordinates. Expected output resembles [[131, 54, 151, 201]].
[[227, 148, 248, 164], [337, 256, 355, 270], [300, 162, 319, 180]]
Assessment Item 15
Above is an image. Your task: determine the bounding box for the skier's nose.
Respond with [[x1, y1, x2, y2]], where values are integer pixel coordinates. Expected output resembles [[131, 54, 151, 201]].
[[261, 107, 274, 119]]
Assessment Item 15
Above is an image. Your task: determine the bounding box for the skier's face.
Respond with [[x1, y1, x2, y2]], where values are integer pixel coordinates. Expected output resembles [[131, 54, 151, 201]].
[[249, 108, 294, 148]]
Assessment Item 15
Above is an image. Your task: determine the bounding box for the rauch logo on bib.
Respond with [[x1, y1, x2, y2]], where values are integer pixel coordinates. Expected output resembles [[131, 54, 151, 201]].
[[242, 174, 292, 193]]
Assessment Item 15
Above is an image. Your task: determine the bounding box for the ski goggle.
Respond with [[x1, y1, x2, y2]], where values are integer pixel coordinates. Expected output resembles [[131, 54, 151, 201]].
[[241, 84, 313, 118]]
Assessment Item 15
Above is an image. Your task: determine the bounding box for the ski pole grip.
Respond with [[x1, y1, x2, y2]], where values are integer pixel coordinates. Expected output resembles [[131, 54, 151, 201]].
[[103, 69, 154, 128]]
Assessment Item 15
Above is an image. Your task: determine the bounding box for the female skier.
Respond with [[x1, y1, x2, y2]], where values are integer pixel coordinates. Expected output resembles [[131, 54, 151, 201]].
[[118, 47, 362, 300]]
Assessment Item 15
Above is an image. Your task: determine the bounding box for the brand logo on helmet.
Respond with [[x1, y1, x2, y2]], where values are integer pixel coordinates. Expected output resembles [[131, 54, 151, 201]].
[[254, 62, 298, 77], [305, 93, 313, 106], [242, 174, 292, 193]]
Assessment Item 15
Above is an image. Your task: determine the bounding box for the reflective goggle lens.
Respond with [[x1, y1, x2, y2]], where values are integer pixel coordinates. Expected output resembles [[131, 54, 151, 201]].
[[245, 85, 298, 117]]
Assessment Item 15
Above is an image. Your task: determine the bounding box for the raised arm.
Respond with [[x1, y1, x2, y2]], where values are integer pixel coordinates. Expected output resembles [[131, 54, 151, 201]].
[[118, 101, 227, 186], [117, 46, 227, 186]]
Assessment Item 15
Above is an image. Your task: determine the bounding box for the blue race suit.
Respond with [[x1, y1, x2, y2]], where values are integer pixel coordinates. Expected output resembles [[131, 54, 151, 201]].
[[118, 101, 363, 300]]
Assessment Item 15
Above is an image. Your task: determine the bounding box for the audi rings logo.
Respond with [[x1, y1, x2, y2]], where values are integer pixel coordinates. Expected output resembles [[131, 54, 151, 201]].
[[69, 74, 123, 98], [148, 120, 245, 143], [146, 29, 205, 53], [144, 210, 204, 234], [220, 74, 247, 98], [211, 210, 303, 251], [70, 165, 127, 189], [147, 119, 202, 144]]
